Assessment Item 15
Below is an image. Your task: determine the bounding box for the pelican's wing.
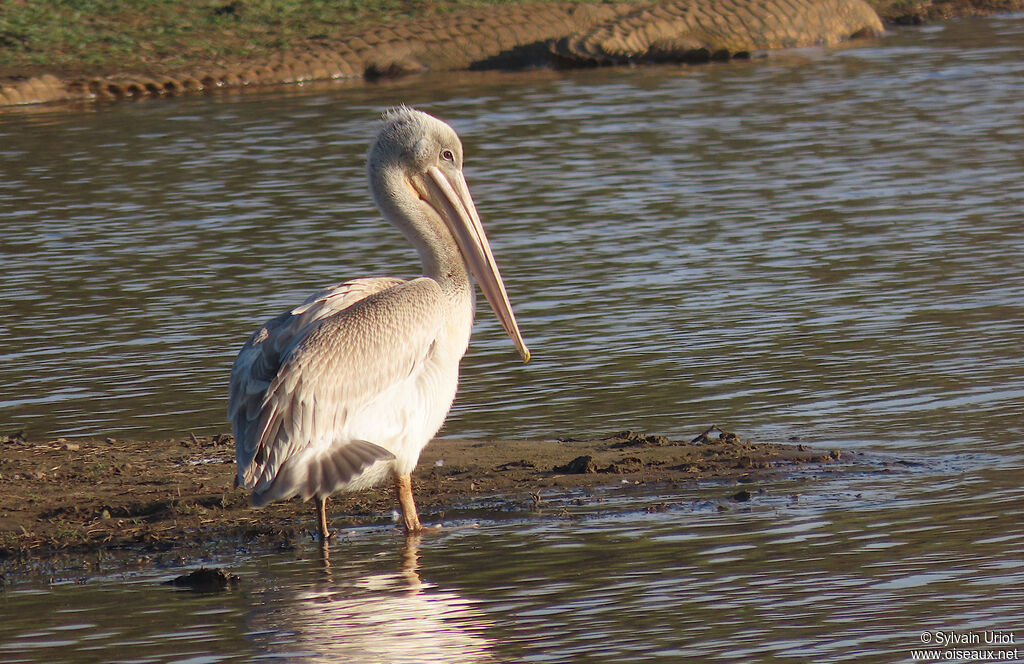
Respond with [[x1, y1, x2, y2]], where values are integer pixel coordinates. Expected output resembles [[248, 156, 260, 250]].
[[229, 278, 406, 441], [229, 277, 445, 503]]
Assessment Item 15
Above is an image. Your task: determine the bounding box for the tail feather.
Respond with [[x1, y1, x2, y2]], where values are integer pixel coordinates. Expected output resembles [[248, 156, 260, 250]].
[[252, 439, 395, 507]]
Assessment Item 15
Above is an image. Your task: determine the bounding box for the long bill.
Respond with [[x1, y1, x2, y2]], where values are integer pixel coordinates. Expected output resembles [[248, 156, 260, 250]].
[[421, 166, 530, 363]]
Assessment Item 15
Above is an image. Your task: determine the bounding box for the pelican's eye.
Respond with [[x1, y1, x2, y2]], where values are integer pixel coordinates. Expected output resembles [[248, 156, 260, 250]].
[[440, 149, 455, 163]]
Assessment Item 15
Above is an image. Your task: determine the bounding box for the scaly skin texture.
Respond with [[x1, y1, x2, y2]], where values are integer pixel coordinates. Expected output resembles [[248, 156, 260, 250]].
[[550, 0, 885, 64], [0, 0, 882, 107]]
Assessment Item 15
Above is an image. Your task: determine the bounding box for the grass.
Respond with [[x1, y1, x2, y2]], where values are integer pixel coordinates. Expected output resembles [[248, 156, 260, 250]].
[[0, 0, 392, 74], [1, 0, 1019, 79], [0, 0, 594, 78]]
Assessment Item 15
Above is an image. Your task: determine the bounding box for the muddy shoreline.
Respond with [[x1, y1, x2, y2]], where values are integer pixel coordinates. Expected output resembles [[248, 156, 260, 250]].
[[2, 0, 1021, 108], [0, 427, 877, 570]]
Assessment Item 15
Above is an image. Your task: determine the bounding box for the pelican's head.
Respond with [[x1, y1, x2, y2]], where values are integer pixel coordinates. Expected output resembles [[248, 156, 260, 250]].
[[368, 107, 530, 363]]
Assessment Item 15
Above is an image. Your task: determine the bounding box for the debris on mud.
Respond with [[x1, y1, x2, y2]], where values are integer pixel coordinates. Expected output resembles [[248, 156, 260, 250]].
[[0, 428, 855, 564], [606, 430, 672, 448], [554, 456, 598, 474]]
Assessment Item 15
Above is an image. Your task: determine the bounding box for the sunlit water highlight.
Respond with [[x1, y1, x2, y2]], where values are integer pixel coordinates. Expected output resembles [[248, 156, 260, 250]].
[[2, 463, 1022, 663], [1, 15, 1023, 664]]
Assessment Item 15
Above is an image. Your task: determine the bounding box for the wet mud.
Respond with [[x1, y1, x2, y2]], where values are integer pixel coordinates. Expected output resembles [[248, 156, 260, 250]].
[[0, 427, 864, 570]]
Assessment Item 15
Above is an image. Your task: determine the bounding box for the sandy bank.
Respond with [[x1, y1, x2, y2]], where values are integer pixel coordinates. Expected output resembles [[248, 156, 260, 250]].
[[5, 0, 1018, 108]]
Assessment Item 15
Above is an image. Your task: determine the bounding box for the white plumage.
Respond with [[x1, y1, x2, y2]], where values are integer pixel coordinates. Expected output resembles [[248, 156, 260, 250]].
[[228, 107, 529, 537]]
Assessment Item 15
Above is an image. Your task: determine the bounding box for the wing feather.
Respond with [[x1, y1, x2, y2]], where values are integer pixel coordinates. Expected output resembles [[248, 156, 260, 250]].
[[229, 276, 445, 503]]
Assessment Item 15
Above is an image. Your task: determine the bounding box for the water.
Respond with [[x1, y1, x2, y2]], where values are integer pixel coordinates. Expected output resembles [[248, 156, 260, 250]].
[[2, 15, 1023, 664], [2, 467, 1022, 663]]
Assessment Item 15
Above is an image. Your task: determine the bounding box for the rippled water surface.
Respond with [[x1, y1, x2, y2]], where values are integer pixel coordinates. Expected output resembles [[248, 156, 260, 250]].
[[2, 15, 1023, 664]]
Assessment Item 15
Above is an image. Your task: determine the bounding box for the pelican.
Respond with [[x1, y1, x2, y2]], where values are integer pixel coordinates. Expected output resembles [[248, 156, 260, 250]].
[[228, 107, 529, 538]]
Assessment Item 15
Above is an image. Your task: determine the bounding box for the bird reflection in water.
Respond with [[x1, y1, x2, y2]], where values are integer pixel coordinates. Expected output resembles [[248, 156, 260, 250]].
[[248, 536, 498, 663], [316, 533, 422, 590]]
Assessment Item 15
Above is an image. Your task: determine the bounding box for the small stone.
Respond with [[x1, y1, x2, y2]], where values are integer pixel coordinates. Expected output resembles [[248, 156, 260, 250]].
[[163, 567, 239, 591], [553, 455, 597, 474]]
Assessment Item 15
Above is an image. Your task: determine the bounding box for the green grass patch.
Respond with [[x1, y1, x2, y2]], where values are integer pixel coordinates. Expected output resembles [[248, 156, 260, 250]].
[[0, 0, 601, 77], [2, 0, 1014, 79]]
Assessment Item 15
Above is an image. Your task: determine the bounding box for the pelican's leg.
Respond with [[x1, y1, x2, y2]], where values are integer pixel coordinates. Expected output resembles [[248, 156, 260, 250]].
[[316, 496, 333, 541], [394, 473, 422, 533]]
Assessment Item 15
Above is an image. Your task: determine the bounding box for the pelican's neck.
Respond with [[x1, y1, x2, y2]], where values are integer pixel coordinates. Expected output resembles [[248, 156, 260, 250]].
[[418, 234, 472, 299], [370, 164, 472, 301]]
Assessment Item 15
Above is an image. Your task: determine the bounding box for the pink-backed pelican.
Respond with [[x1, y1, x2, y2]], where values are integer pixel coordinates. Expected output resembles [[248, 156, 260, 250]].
[[228, 107, 529, 538]]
